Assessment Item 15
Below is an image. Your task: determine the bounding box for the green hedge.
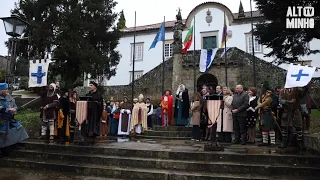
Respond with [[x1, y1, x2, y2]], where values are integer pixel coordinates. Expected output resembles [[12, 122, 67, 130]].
[[15, 108, 40, 130]]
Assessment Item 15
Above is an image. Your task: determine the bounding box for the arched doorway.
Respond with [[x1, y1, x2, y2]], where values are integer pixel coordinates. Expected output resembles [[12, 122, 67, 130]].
[[197, 73, 218, 93]]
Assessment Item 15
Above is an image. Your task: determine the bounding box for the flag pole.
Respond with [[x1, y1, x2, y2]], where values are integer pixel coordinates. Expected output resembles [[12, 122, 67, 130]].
[[224, 11, 228, 87], [250, 0, 256, 87], [162, 16, 165, 95], [131, 11, 136, 103], [193, 16, 196, 93]]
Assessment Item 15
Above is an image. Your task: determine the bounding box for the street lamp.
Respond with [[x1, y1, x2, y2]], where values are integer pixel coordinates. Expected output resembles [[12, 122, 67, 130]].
[[0, 15, 29, 84], [1, 15, 29, 37]]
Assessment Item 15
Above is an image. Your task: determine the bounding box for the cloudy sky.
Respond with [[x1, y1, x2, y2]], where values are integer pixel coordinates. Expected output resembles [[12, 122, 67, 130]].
[[0, 0, 256, 56]]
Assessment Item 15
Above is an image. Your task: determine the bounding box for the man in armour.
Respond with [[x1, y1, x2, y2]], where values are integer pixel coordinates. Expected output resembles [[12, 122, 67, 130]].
[[40, 83, 59, 140], [279, 84, 310, 149], [118, 96, 132, 136]]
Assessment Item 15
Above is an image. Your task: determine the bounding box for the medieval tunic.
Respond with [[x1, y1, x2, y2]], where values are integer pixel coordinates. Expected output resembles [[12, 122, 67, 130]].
[[257, 91, 274, 131], [174, 90, 190, 126], [118, 101, 132, 135], [161, 95, 173, 126], [40, 94, 59, 136], [57, 96, 70, 140], [279, 88, 307, 128], [0, 94, 29, 148], [130, 102, 148, 134]]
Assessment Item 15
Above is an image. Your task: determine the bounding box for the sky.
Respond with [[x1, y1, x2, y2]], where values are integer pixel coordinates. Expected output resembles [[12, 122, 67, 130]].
[[0, 0, 257, 56]]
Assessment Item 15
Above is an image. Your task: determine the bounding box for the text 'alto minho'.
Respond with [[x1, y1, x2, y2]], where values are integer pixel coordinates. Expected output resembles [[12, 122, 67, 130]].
[[286, 6, 314, 29]]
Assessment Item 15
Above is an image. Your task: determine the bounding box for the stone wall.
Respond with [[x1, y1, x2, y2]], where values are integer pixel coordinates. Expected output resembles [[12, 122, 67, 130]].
[[76, 58, 173, 102], [76, 48, 287, 103]]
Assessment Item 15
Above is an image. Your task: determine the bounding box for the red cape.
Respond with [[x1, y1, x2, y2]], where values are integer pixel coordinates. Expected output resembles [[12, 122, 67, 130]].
[[161, 95, 173, 126]]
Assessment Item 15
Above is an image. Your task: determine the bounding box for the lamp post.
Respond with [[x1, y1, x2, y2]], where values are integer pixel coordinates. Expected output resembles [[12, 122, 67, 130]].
[[0, 15, 29, 84]]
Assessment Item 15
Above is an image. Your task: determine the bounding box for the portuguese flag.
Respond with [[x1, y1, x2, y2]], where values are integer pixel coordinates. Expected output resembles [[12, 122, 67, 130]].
[[182, 25, 193, 53]]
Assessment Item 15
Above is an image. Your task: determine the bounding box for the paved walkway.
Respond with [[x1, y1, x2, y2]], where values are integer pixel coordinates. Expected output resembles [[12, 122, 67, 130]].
[[12, 90, 39, 99]]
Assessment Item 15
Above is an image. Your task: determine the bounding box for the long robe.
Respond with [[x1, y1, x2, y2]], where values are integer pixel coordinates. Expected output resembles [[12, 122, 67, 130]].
[[118, 102, 132, 135], [130, 102, 148, 133], [84, 91, 103, 136], [174, 90, 190, 125], [0, 94, 29, 148], [161, 95, 173, 126]]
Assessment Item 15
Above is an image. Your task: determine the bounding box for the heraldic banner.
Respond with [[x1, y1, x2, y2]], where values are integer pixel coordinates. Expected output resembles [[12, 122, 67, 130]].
[[28, 59, 51, 87]]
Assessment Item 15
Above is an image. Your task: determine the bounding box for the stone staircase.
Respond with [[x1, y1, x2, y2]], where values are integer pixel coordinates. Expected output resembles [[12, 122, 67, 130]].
[[1, 140, 320, 179], [137, 125, 192, 140]]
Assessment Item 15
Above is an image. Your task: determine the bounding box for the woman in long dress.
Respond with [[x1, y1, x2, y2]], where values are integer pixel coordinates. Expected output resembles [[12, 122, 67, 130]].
[[246, 87, 258, 143], [174, 85, 190, 126]]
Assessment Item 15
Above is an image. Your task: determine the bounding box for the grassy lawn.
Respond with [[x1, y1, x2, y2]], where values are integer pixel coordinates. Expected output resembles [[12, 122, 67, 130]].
[[15, 109, 40, 130], [310, 109, 320, 133]]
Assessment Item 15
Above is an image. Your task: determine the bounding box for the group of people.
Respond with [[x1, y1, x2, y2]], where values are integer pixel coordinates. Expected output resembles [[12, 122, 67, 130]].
[[187, 81, 311, 149], [0, 79, 312, 153]]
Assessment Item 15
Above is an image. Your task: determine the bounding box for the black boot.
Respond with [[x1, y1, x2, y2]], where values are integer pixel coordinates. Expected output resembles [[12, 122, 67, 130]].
[[241, 134, 246, 145], [295, 128, 306, 151], [279, 128, 288, 148]]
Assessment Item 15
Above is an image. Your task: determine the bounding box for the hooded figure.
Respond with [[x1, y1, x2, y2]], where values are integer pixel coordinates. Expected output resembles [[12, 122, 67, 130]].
[[174, 84, 190, 126], [39, 83, 59, 140]]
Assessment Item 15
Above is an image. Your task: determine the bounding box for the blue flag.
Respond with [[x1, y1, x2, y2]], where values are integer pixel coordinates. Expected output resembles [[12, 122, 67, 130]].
[[149, 22, 165, 50]]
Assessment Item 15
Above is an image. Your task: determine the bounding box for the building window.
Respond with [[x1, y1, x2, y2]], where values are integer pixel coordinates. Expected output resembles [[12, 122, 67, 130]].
[[129, 71, 143, 82], [202, 36, 217, 49], [131, 43, 144, 61], [164, 43, 173, 58], [247, 36, 262, 53]]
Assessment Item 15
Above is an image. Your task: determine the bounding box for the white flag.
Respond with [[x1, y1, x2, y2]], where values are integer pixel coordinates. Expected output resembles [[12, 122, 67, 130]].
[[28, 59, 51, 88], [284, 63, 316, 88], [199, 48, 218, 72]]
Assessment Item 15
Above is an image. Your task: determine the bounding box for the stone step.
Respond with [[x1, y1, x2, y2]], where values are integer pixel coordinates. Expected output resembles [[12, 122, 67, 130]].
[[152, 125, 192, 131], [9, 149, 320, 177], [135, 135, 190, 140], [0, 167, 123, 180], [2, 157, 318, 180], [144, 130, 192, 137], [19, 141, 320, 167]]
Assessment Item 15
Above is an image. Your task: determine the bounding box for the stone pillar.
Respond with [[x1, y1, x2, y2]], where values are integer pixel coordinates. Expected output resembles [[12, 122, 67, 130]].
[[172, 54, 183, 93], [171, 11, 184, 93]]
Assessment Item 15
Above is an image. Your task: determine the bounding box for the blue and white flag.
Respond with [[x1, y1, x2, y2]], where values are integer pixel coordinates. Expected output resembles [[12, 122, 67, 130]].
[[149, 22, 165, 50], [199, 48, 218, 72], [29, 59, 51, 87], [284, 63, 316, 88], [220, 47, 231, 57]]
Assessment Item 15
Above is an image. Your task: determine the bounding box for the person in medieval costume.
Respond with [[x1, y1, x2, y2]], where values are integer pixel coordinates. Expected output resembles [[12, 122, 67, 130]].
[[118, 96, 132, 136], [174, 85, 190, 126], [146, 98, 154, 129], [84, 81, 103, 139], [39, 83, 59, 140], [56, 89, 71, 144], [278, 84, 310, 149], [69, 91, 77, 142], [255, 81, 276, 146], [130, 94, 148, 135], [161, 90, 173, 126], [0, 83, 29, 157]]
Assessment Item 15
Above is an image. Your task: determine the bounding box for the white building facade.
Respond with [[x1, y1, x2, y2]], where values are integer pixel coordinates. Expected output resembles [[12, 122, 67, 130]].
[[85, 1, 320, 86]]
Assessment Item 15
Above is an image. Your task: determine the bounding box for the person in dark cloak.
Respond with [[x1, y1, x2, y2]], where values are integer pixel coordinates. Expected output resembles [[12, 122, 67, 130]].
[[84, 81, 103, 140], [57, 89, 71, 144], [174, 84, 190, 126]]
